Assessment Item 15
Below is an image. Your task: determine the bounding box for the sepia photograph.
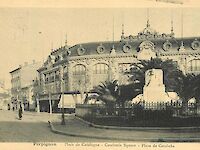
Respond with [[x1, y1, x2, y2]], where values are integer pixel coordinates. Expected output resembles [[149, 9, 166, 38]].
[[1, 0, 200, 149]]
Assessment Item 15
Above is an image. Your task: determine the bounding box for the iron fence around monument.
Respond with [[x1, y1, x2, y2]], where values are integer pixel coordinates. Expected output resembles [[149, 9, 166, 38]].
[[76, 100, 199, 118], [76, 101, 200, 127]]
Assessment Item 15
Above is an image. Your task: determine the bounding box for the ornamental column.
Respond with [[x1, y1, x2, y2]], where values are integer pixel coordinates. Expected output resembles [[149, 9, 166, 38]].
[[109, 57, 119, 81]]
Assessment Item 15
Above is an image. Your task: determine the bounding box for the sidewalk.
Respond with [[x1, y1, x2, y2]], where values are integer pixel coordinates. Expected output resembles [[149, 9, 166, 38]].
[[0, 110, 61, 122], [49, 115, 200, 142]]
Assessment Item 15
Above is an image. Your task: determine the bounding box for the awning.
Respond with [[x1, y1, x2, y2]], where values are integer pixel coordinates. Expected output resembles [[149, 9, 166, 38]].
[[58, 95, 76, 108], [39, 94, 60, 101], [58, 93, 97, 108]]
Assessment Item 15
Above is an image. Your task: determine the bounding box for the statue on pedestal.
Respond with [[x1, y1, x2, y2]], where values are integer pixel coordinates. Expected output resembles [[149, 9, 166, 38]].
[[142, 69, 170, 102]]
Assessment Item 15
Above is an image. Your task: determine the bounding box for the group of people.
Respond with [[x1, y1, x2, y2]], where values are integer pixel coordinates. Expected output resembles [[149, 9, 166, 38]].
[[8, 103, 23, 120]]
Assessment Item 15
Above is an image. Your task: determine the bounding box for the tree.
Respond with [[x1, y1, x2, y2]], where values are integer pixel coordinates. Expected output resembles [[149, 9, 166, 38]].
[[94, 80, 140, 106], [176, 74, 196, 115], [192, 74, 200, 103], [176, 74, 195, 103], [94, 80, 140, 116], [94, 80, 119, 107], [117, 83, 142, 105]]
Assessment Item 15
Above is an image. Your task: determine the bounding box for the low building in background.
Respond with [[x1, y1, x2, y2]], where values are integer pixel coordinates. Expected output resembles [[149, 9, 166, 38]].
[[9, 60, 42, 111], [0, 79, 10, 110]]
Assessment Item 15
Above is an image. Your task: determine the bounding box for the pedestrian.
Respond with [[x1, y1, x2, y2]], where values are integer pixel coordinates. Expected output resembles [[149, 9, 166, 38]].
[[7, 104, 10, 110], [18, 105, 23, 120]]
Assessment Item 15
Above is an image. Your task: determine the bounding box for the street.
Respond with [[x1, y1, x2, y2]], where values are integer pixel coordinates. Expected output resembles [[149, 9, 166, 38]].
[[0, 110, 108, 142], [2, 109, 200, 142]]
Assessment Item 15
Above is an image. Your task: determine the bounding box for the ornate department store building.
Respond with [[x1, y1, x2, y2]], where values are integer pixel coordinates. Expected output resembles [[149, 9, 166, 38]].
[[36, 20, 200, 109]]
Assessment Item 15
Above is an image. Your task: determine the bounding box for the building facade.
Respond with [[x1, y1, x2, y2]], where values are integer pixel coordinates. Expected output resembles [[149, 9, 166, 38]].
[[36, 21, 200, 112], [0, 79, 10, 110], [10, 60, 42, 110]]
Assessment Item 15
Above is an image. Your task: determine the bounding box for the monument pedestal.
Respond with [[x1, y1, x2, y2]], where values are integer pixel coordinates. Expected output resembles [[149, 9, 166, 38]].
[[143, 84, 168, 102]]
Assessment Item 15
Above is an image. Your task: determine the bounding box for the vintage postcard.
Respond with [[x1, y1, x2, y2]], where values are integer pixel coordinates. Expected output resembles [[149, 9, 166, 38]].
[[0, 0, 200, 150]]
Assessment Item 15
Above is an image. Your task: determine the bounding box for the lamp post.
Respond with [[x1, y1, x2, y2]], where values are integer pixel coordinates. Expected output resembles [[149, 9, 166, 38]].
[[60, 66, 65, 125]]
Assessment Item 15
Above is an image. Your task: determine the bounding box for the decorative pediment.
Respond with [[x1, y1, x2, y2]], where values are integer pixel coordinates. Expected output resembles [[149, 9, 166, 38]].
[[121, 21, 174, 41], [138, 41, 156, 60], [139, 41, 155, 51], [45, 55, 55, 69]]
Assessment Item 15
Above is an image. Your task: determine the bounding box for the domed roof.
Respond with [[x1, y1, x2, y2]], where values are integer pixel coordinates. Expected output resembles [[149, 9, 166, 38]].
[[64, 21, 200, 57], [67, 37, 200, 57]]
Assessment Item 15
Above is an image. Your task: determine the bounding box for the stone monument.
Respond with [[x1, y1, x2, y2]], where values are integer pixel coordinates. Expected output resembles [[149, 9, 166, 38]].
[[143, 69, 169, 102]]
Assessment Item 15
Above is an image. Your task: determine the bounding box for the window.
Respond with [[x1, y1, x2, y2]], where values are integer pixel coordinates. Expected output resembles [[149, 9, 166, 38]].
[[93, 63, 108, 74], [73, 64, 86, 75], [93, 63, 109, 87], [55, 71, 60, 81], [118, 63, 131, 73], [45, 74, 49, 83], [72, 64, 86, 91], [188, 59, 200, 72], [49, 72, 54, 82], [118, 63, 131, 85]]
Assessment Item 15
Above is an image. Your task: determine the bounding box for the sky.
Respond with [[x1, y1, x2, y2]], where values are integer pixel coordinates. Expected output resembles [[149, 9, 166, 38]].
[[1, 1, 200, 88]]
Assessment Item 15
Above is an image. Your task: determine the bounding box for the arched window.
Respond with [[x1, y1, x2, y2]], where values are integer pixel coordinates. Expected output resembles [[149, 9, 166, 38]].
[[55, 70, 60, 81], [118, 63, 131, 85], [93, 63, 109, 74], [73, 64, 86, 75], [72, 64, 86, 91], [49, 72, 54, 82], [188, 59, 200, 72], [93, 63, 109, 87]]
